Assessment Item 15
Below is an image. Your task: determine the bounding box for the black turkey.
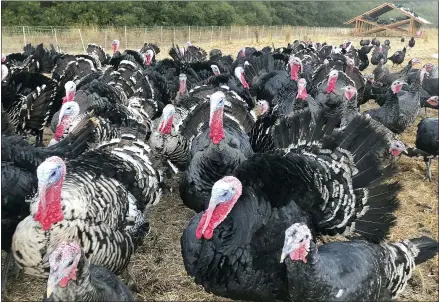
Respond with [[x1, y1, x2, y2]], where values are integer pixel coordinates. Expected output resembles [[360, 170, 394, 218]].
[[181, 108, 401, 301], [281, 222, 438, 301], [405, 117, 439, 181]]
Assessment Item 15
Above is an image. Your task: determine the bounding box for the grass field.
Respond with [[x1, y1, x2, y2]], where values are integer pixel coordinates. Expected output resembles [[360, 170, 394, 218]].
[[2, 29, 439, 301]]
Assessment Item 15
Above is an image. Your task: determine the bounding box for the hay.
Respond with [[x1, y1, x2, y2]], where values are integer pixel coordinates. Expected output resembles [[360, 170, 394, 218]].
[[2, 33, 438, 301]]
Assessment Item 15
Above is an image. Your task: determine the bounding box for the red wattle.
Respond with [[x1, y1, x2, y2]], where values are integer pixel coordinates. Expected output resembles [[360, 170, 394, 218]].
[[66, 91, 75, 102], [158, 116, 173, 135], [290, 64, 300, 80], [196, 200, 236, 240], [297, 87, 308, 100], [179, 80, 187, 93], [325, 77, 337, 94], [209, 109, 225, 144], [390, 149, 400, 157], [240, 74, 249, 89], [34, 182, 64, 231], [241, 49, 245, 57], [289, 242, 309, 263], [59, 276, 69, 287], [54, 123, 65, 141], [146, 54, 152, 66], [113, 44, 118, 54]]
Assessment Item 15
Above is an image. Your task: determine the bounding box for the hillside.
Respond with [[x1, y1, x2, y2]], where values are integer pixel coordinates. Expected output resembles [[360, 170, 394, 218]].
[[1, 1, 438, 27]]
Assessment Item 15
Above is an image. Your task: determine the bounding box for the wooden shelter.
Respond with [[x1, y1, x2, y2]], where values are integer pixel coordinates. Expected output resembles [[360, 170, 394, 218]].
[[344, 3, 431, 36]]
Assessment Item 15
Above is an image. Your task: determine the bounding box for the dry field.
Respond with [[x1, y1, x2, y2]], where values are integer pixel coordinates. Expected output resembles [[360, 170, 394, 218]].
[[2, 29, 439, 301]]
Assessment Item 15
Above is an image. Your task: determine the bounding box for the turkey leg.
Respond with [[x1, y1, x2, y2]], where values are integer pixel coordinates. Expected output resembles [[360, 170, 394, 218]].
[[424, 157, 433, 182]]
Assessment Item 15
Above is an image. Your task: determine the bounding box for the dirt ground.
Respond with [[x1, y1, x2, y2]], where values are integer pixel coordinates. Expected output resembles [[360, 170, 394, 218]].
[[3, 32, 439, 301]]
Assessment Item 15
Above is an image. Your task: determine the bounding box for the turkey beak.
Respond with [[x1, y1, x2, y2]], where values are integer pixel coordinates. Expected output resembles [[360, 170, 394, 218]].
[[280, 252, 288, 263], [402, 148, 408, 155], [48, 138, 59, 146], [46, 275, 56, 298]]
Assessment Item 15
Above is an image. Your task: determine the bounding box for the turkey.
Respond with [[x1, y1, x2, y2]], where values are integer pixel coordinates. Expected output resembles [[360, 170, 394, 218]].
[[358, 44, 374, 71], [388, 46, 406, 67], [370, 44, 389, 65], [421, 63, 438, 97], [179, 91, 254, 213], [44, 241, 134, 301], [405, 117, 439, 181], [1, 117, 99, 295], [273, 78, 313, 116], [311, 69, 355, 123], [149, 103, 191, 173], [366, 69, 426, 134], [408, 37, 415, 48], [86, 43, 111, 65], [181, 108, 401, 301], [281, 222, 438, 301], [1, 71, 58, 145], [50, 81, 77, 133], [12, 120, 163, 292], [140, 43, 160, 66]]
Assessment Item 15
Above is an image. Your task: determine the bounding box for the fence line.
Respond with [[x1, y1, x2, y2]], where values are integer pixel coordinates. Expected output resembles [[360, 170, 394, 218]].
[[1, 25, 353, 54]]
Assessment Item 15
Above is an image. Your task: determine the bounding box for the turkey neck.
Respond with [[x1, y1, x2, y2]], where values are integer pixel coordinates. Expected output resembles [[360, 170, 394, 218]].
[[209, 108, 225, 144], [34, 177, 65, 231]]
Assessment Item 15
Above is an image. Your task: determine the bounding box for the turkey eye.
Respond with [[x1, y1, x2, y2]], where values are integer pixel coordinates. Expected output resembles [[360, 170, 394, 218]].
[[299, 238, 304, 243], [67, 260, 73, 266], [51, 171, 57, 178]]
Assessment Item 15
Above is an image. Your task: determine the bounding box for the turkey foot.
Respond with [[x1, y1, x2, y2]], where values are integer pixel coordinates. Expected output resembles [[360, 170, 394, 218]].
[[122, 262, 140, 293]]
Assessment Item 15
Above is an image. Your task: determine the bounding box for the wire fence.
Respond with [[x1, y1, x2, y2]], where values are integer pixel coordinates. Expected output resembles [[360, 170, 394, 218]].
[[1, 25, 353, 54]]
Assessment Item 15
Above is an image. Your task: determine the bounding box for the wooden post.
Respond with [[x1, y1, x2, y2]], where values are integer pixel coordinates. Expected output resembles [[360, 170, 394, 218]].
[[230, 25, 232, 41], [79, 29, 86, 53], [124, 26, 127, 49], [188, 26, 191, 42], [160, 26, 163, 43], [246, 25, 249, 41], [173, 27, 176, 43], [22, 26, 26, 45], [53, 28, 59, 48], [410, 18, 414, 35], [238, 26, 241, 40], [211, 26, 214, 43], [198, 26, 202, 43], [104, 30, 107, 50], [220, 26, 223, 41]]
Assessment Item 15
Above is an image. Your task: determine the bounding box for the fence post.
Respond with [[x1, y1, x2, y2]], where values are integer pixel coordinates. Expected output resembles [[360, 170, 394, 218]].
[[124, 26, 127, 49], [79, 29, 86, 53], [173, 27, 176, 43], [262, 25, 265, 40], [188, 26, 191, 43], [230, 25, 232, 41], [211, 26, 214, 43], [104, 30, 107, 50], [53, 28, 59, 48], [22, 26, 26, 46], [220, 26, 223, 41], [246, 25, 249, 41], [198, 26, 202, 43], [237, 26, 241, 40], [160, 26, 163, 43]]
